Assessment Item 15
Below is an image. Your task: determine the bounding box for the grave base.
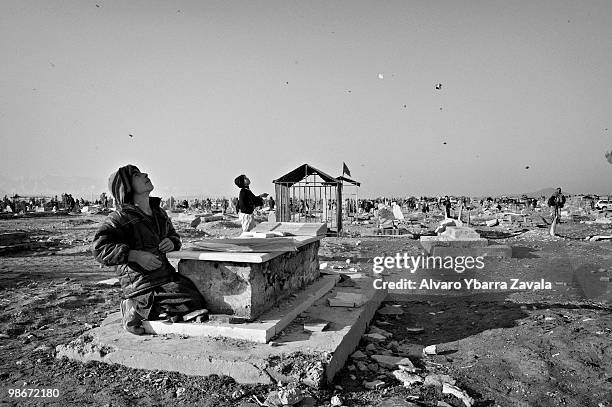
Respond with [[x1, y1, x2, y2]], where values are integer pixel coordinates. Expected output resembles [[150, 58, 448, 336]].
[[55, 274, 386, 386]]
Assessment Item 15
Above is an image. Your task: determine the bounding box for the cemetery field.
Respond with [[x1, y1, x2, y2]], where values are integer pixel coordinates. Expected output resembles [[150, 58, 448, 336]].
[[0, 214, 611, 407]]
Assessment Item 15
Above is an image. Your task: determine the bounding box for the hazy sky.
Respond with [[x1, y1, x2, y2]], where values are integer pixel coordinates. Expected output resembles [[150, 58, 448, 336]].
[[1, 0, 611, 198]]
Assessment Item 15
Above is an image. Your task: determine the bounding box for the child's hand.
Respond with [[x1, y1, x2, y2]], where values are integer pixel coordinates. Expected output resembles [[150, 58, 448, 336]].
[[128, 250, 162, 271], [158, 238, 175, 253]]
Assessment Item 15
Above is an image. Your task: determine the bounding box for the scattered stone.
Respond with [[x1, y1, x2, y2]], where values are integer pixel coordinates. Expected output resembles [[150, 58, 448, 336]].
[[365, 343, 377, 352], [485, 219, 499, 227], [368, 363, 379, 372], [350, 350, 367, 360], [396, 359, 417, 372], [231, 389, 245, 399], [303, 319, 330, 332], [397, 343, 424, 358], [423, 374, 456, 388], [392, 370, 423, 387], [377, 305, 404, 315], [182, 308, 209, 322], [363, 333, 386, 342], [95, 277, 120, 286], [371, 355, 413, 369], [319, 262, 328, 270], [277, 387, 303, 405], [175, 387, 186, 398], [364, 380, 385, 390], [263, 390, 282, 406], [369, 326, 393, 338], [423, 345, 437, 355], [357, 361, 369, 372], [330, 395, 343, 406], [442, 383, 474, 407], [378, 397, 419, 406], [406, 327, 424, 334]]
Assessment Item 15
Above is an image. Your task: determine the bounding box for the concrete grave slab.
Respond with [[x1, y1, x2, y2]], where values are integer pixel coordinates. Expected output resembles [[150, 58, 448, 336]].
[[56, 274, 386, 386], [171, 236, 322, 320], [419, 235, 489, 255], [440, 226, 481, 240], [431, 244, 512, 258]]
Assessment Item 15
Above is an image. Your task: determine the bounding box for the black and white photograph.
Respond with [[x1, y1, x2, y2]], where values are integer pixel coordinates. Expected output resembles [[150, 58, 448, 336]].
[[1, 1, 611, 406]]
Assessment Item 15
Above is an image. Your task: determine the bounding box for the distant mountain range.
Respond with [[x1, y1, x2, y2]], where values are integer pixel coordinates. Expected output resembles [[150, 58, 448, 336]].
[[501, 187, 563, 198]]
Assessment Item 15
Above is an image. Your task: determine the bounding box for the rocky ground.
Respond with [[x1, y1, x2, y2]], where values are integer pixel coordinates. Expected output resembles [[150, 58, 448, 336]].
[[0, 211, 611, 406]]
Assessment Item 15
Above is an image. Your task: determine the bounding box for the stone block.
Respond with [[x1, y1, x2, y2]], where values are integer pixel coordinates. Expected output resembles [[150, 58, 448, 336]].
[[431, 245, 512, 258], [440, 226, 481, 240], [420, 236, 488, 255], [178, 240, 320, 320]]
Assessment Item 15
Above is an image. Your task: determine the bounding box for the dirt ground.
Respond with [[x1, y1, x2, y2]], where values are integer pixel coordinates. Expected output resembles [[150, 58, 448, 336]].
[[0, 212, 611, 406]]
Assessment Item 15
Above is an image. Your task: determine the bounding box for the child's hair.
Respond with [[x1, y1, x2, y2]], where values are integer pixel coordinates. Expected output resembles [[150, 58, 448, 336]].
[[234, 174, 247, 188]]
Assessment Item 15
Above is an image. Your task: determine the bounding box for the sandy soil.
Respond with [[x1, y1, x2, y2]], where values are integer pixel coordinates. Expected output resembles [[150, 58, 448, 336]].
[[0, 212, 611, 406]]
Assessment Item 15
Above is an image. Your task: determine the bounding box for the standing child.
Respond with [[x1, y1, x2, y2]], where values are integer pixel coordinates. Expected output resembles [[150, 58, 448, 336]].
[[234, 174, 268, 232]]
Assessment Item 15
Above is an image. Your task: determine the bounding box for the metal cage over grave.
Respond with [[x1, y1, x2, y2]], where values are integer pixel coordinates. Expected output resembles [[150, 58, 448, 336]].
[[337, 175, 361, 219], [274, 164, 357, 234]]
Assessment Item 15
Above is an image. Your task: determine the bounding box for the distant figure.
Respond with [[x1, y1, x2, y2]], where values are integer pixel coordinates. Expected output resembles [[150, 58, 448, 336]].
[[421, 201, 429, 218], [234, 174, 268, 232], [442, 196, 452, 218], [547, 187, 566, 236], [267, 196, 277, 222]]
